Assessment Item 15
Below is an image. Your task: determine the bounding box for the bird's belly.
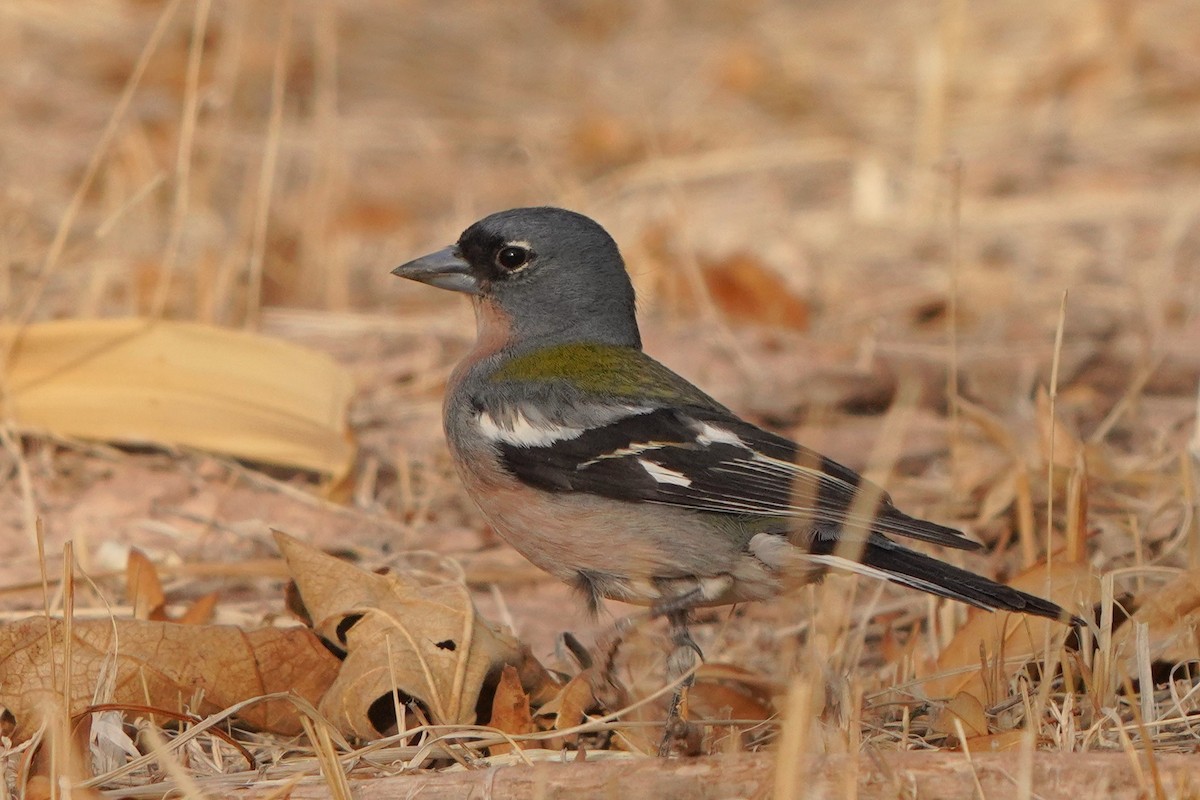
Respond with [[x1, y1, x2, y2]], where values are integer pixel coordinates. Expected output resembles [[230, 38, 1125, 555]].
[[467, 477, 699, 588], [452, 456, 778, 606]]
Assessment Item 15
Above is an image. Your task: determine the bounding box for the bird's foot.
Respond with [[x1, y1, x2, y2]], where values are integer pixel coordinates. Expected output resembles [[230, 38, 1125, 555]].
[[658, 678, 695, 756], [657, 610, 703, 757]]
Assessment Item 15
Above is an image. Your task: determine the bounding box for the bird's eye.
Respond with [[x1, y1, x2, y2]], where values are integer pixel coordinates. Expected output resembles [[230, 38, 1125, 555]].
[[495, 246, 531, 271]]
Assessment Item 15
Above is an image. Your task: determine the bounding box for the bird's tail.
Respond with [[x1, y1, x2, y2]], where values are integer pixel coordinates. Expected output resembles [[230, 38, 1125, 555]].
[[856, 539, 1077, 624]]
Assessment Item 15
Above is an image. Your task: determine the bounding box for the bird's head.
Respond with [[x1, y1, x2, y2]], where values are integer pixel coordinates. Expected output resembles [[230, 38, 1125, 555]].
[[393, 207, 641, 349]]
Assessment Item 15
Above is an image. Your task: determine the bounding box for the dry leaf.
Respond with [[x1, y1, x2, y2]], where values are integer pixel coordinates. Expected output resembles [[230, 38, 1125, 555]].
[[1111, 568, 1200, 672], [966, 730, 1033, 753], [702, 254, 810, 331], [958, 397, 1022, 456], [126, 549, 165, 621], [275, 532, 555, 738], [1035, 385, 1084, 469], [932, 691, 989, 740], [0, 617, 340, 741], [976, 467, 1019, 526], [125, 549, 217, 624], [545, 673, 596, 734], [1064, 456, 1089, 564], [957, 399, 1030, 527], [635, 230, 810, 331], [880, 620, 923, 669], [712, 41, 816, 119], [923, 561, 1097, 704], [688, 663, 777, 723], [1, 318, 355, 479], [568, 112, 643, 175], [487, 665, 537, 755], [528, 671, 598, 753], [175, 592, 220, 626]]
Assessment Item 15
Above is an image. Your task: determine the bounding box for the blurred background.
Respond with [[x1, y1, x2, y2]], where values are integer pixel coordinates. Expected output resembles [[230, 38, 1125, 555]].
[[7, 0, 1198, 329], [2, 0, 1199, 683]]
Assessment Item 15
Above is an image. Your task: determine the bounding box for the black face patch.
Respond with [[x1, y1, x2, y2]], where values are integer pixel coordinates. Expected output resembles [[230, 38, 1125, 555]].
[[457, 226, 537, 285], [456, 227, 509, 283]]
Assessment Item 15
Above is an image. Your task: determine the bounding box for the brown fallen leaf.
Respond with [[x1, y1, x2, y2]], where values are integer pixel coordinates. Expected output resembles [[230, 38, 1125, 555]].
[[712, 40, 817, 120], [966, 730, 1034, 753], [1, 318, 356, 479], [702, 253, 810, 331], [931, 690, 989, 741], [126, 549, 166, 621], [567, 111, 644, 176], [1110, 568, 1200, 674], [175, 592, 220, 626], [633, 227, 809, 331], [688, 663, 778, 724], [880, 617, 924, 670], [487, 665, 537, 755], [125, 548, 218, 624], [0, 617, 340, 742], [524, 670, 604, 752], [923, 560, 1097, 705], [542, 672, 596, 734], [275, 532, 558, 738], [976, 467, 1019, 527]]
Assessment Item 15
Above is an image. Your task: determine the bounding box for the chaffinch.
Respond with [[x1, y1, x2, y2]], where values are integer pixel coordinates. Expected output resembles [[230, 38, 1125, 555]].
[[393, 207, 1076, 735]]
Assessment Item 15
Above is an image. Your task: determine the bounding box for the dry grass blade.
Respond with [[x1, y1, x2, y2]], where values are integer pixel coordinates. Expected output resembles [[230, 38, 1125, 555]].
[[141, 721, 217, 800], [301, 715, 354, 800], [773, 679, 815, 800]]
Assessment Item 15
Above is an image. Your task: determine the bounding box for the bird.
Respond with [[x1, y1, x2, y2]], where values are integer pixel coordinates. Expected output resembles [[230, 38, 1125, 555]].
[[392, 207, 1077, 747]]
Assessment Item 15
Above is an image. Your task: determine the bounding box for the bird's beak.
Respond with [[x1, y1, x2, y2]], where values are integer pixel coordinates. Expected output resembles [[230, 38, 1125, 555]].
[[391, 246, 480, 295]]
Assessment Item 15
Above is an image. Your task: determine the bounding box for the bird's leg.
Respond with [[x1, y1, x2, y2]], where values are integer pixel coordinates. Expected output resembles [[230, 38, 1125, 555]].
[[595, 586, 709, 755], [658, 608, 704, 756]]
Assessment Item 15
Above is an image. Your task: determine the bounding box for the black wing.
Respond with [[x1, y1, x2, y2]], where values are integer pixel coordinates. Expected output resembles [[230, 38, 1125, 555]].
[[497, 406, 979, 552]]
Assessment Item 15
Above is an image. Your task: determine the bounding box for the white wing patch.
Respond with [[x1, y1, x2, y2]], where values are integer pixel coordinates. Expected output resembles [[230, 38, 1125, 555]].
[[577, 441, 663, 466], [693, 422, 745, 447], [479, 404, 656, 448], [636, 458, 693, 487], [478, 410, 584, 447]]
